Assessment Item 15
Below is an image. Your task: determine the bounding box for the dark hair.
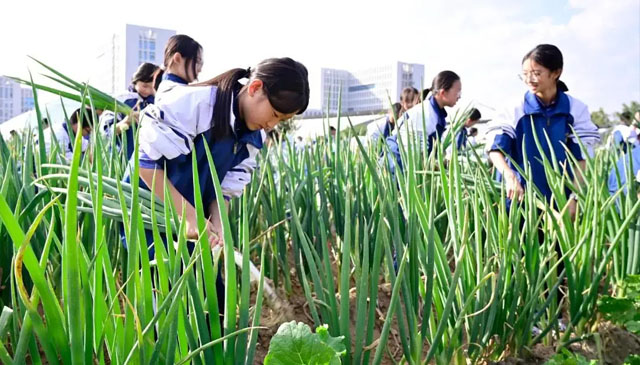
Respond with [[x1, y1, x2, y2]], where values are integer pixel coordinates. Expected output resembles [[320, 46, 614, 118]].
[[620, 111, 632, 123], [469, 108, 481, 121], [523, 44, 568, 92], [69, 107, 95, 129], [422, 71, 460, 100], [390, 102, 402, 119], [164, 34, 202, 82], [132, 62, 160, 85], [199, 57, 310, 140], [42, 117, 49, 127], [401, 87, 419, 102]]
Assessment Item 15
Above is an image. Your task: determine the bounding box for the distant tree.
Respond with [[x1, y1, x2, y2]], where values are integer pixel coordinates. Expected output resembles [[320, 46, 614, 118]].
[[591, 108, 611, 128]]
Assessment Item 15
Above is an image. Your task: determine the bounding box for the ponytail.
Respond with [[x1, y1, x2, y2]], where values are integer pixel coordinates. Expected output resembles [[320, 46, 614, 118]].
[[198, 57, 309, 141], [199, 68, 249, 140], [556, 79, 569, 92], [152, 68, 165, 91], [421, 88, 431, 102]]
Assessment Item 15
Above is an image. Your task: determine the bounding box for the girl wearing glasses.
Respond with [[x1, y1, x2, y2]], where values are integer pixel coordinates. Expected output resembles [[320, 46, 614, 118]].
[[487, 44, 599, 214]]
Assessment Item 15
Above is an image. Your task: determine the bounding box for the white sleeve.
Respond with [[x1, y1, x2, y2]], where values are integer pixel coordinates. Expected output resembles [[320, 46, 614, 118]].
[[138, 105, 194, 160], [99, 111, 117, 140], [155, 85, 216, 139], [220, 131, 266, 198], [366, 118, 386, 141], [484, 105, 519, 153], [569, 96, 600, 157]]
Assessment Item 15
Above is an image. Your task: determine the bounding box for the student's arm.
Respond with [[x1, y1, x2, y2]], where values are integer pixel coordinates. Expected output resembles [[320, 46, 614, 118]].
[[489, 151, 524, 201], [115, 111, 140, 135], [207, 198, 229, 247], [139, 167, 218, 246]]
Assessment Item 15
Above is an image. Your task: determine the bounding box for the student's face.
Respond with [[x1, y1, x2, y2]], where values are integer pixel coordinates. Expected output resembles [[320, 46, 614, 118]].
[[135, 81, 155, 98], [521, 59, 561, 95], [241, 79, 297, 131], [440, 80, 462, 107]]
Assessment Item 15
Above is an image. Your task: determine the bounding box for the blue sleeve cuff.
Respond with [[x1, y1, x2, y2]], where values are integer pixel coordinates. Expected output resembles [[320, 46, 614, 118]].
[[138, 150, 163, 169], [489, 134, 513, 156]]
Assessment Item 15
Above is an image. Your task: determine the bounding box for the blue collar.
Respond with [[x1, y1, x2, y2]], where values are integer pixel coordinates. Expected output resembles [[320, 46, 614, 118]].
[[429, 95, 447, 124], [127, 85, 155, 104], [523, 90, 570, 116], [163, 73, 188, 85]]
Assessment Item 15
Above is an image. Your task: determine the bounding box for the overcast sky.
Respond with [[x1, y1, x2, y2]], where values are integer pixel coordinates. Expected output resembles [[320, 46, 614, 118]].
[[1, 0, 638, 116]]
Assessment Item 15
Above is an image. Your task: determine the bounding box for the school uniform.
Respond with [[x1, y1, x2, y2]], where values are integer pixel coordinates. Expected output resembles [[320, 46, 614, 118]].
[[384, 95, 447, 172], [42, 122, 89, 161], [486, 90, 600, 201], [99, 88, 155, 160], [455, 128, 468, 151], [128, 75, 265, 257], [608, 144, 640, 196], [609, 124, 639, 152], [366, 116, 394, 143]]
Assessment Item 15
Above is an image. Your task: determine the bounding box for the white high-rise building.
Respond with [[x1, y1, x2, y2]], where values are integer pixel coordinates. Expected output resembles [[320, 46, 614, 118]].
[[320, 62, 424, 115], [93, 24, 176, 95], [0, 77, 32, 124]]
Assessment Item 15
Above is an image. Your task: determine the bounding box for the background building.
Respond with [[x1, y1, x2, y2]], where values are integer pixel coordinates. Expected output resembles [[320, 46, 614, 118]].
[[320, 62, 424, 115], [93, 24, 176, 94], [0, 76, 33, 124]]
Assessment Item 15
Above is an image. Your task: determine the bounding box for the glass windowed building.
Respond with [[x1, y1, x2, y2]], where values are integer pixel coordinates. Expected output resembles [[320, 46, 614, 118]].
[[320, 62, 424, 115], [94, 24, 176, 94]]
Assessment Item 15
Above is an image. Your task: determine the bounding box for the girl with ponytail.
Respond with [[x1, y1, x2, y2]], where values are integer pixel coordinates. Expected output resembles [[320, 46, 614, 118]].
[[385, 70, 461, 172], [129, 57, 309, 254]]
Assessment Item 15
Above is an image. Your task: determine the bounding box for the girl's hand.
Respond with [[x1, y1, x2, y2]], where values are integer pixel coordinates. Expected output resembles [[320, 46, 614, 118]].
[[504, 170, 524, 201], [208, 217, 224, 248]]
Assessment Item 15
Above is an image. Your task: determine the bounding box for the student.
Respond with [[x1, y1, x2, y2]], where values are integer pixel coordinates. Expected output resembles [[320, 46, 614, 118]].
[[486, 44, 600, 207], [609, 123, 639, 152], [367, 102, 401, 143], [100, 62, 160, 160], [133, 57, 309, 253], [42, 107, 95, 161], [609, 144, 640, 196], [455, 108, 482, 151], [155, 34, 203, 96], [467, 127, 479, 146], [400, 87, 419, 113], [385, 71, 462, 171]]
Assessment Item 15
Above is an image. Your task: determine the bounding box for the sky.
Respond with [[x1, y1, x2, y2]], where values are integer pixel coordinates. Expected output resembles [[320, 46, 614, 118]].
[[1, 0, 638, 118]]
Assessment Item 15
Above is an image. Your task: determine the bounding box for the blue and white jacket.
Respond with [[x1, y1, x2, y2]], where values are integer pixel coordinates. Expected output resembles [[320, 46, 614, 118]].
[[366, 116, 393, 143], [99, 88, 155, 160], [486, 90, 600, 201], [609, 145, 640, 196], [393, 95, 447, 153], [42, 122, 90, 161], [609, 124, 639, 149], [384, 96, 447, 172], [135, 76, 265, 212]]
